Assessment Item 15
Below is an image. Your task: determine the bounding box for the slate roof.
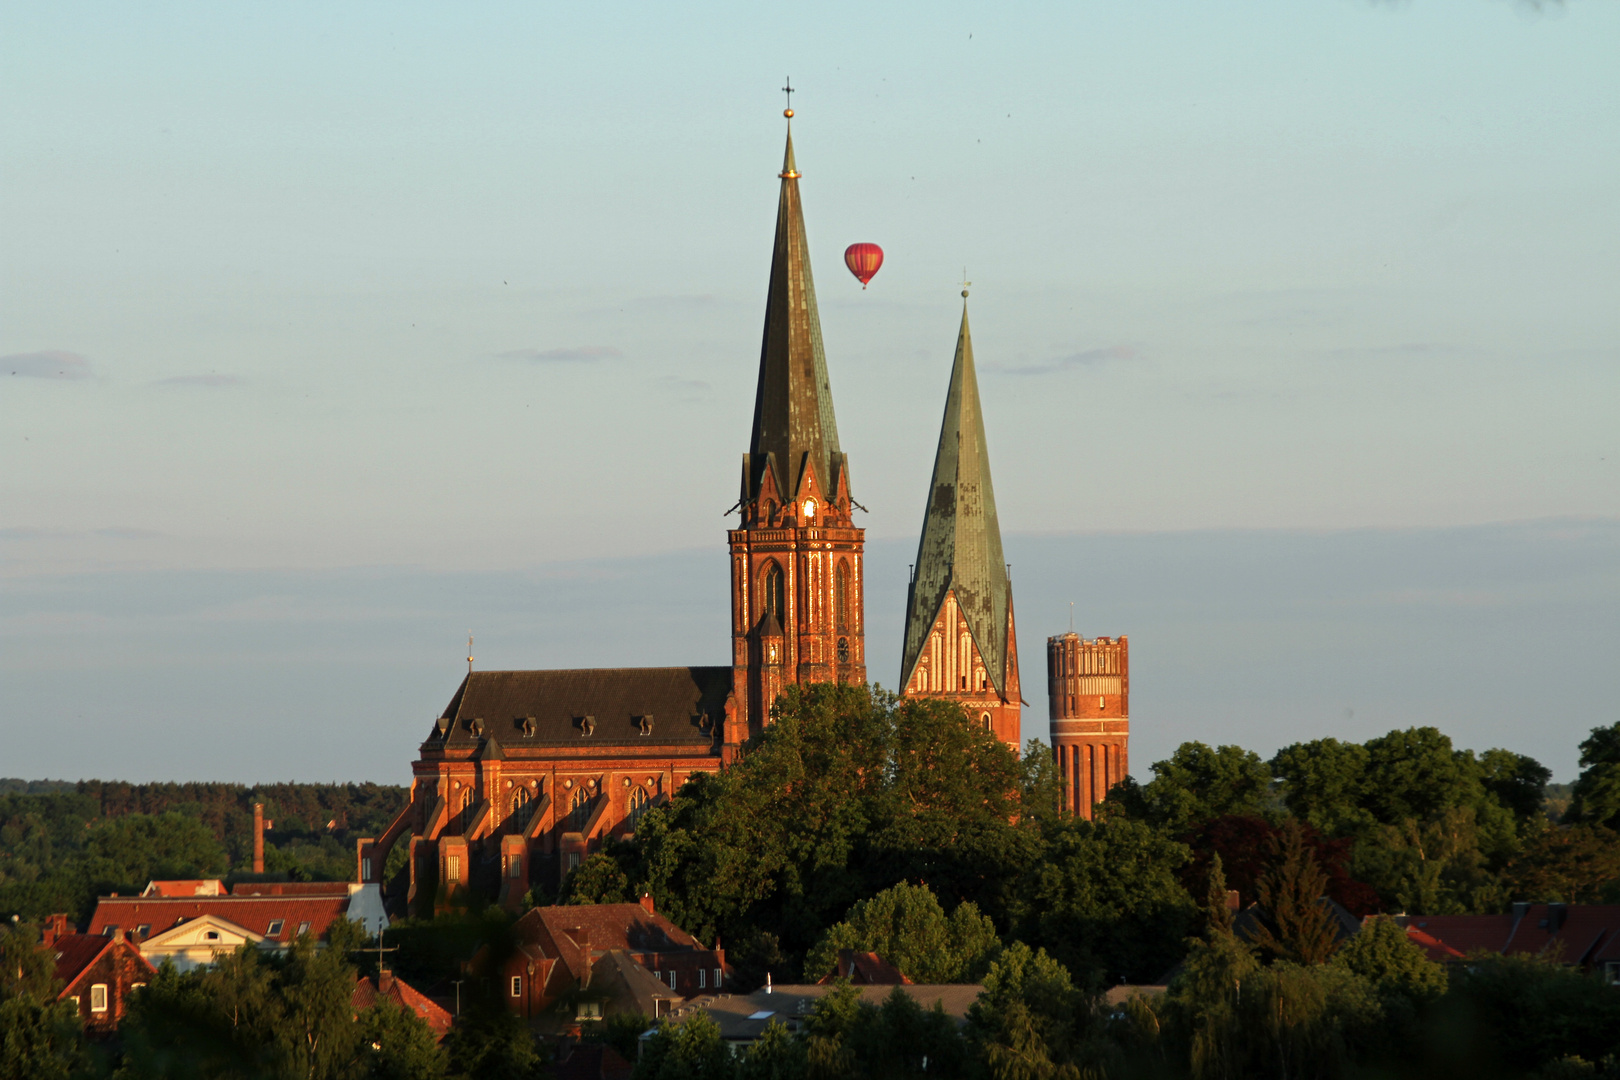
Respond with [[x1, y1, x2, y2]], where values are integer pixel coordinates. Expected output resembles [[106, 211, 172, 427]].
[[88, 894, 350, 944], [676, 984, 982, 1042], [743, 122, 846, 506], [901, 302, 1012, 696], [433, 668, 732, 749], [589, 950, 683, 1017]]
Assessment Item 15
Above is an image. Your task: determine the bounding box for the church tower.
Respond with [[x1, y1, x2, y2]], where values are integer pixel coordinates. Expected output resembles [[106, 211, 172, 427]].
[[899, 294, 1022, 751], [727, 111, 866, 753]]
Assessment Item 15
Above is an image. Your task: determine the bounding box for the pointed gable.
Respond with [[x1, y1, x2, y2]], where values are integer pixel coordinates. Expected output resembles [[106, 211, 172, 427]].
[[747, 121, 845, 506], [901, 302, 1012, 696]]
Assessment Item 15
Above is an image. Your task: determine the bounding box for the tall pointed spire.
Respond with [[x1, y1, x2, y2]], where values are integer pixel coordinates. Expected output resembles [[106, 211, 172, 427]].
[[901, 295, 1013, 697], [745, 111, 843, 507]]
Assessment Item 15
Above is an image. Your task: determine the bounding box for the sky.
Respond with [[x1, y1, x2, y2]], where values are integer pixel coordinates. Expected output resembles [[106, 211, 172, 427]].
[[3, 1, 1618, 784]]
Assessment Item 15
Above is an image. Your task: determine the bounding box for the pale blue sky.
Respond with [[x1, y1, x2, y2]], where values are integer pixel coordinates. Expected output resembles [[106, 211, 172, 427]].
[[3, 2, 1617, 782]]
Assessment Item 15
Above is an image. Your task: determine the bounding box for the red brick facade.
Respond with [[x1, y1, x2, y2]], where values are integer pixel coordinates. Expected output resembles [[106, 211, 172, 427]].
[[1047, 633, 1129, 818]]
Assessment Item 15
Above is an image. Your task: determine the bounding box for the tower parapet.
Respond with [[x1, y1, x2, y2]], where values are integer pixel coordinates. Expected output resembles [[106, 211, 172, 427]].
[[1047, 633, 1128, 818]]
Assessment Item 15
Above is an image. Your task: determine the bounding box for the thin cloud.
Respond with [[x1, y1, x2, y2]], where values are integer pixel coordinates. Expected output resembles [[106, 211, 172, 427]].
[[996, 345, 1136, 376], [5, 351, 92, 379], [0, 526, 161, 541], [152, 374, 245, 388], [497, 346, 622, 364], [655, 375, 712, 397]]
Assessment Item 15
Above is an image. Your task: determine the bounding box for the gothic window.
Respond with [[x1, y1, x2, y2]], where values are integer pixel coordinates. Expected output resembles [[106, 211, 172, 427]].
[[511, 786, 531, 829], [981, 712, 993, 731], [835, 560, 850, 630], [459, 789, 475, 831], [627, 786, 651, 830], [837, 637, 850, 664], [567, 786, 591, 831], [761, 562, 785, 621]]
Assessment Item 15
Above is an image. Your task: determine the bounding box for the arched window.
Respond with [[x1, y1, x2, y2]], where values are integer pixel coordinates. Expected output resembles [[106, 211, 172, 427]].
[[511, 786, 531, 829], [761, 562, 785, 621], [835, 560, 851, 630], [567, 786, 591, 832], [627, 787, 651, 831], [459, 789, 475, 831], [981, 712, 993, 731]]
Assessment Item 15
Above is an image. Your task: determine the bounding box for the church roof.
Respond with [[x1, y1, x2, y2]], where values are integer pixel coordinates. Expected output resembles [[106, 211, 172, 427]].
[[900, 302, 1012, 696], [436, 667, 731, 749], [745, 120, 845, 505]]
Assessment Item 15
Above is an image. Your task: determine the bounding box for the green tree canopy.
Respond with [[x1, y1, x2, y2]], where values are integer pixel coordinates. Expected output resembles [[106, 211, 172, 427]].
[[1331, 915, 1446, 1002], [1568, 722, 1620, 829], [1120, 743, 1274, 832], [803, 882, 1000, 984]]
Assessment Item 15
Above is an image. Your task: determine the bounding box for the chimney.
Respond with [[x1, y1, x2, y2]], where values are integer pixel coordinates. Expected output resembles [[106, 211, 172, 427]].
[[1225, 890, 1240, 912], [42, 913, 71, 947], [640, 892, 656, 916], [253, 803, 265, 875]]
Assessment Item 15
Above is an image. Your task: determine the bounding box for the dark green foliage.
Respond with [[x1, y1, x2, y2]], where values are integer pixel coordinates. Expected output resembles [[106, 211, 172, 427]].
[[1330, 916, 1446, 1002], [1568, 723, 1620, 830], [442, 999, 543, 1080], [1246, 820, 1341, 966], [585, 1010, 652, 1066], [1113, 743, 1274, 832], [803, 882, 999, 984], [1435, 956, 1620, 1077], [0, 782, 408, 923], [0, 921, 88, 1080], [634, 1011, 735, 1080], [1016, 815, 1195, 983], [566, 685, 1032, 978], [1502, 824, 1620, 903]]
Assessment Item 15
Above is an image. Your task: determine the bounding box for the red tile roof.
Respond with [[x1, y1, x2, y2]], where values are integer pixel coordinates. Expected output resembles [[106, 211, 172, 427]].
[[88, 894, 350, 944], [1403, 927, 1465, 963], [353, 973, 453, 1040], [1405, 914, 1514, 957], [1407, 906, 1620, 967], [816, 950, 913, 985], [50, 934, 113, 991], [512, 904, 717, 984]]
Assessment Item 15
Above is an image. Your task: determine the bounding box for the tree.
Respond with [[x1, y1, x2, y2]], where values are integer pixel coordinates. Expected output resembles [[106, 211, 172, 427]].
[[354, 997, 449, 1080], [1016, 815, 1196, 982], [1501, 824, 1620, 903], [803, 882, 999, 984], [1164, 857, 1261, 1080], [634, 1011, 736, 1080], [737, 1018, 807, 1080], [80, 812, 230, 895], [1567, 723, 1620, 829], [966, 943, 1089, 1080], [1122, 743, 1274, 832], [0, 922, 86, 1080], [1331, 916, 1446, 1002], [1352, 805, 1500, 915], [844, 987, 967, 1079], [1246, 820, 1343, 966], [1270, 738, 1374, 837], [1179, 815, 1380, 917]]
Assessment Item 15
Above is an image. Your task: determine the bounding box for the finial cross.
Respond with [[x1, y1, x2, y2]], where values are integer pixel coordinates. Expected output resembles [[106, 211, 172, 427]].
[[782, 77, 794, 110], [467, 633, 474, 674], [961, 267, 972, 298]]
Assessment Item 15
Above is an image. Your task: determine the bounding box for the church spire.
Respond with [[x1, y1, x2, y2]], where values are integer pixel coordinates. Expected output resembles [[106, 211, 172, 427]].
[[745, 110, 843, 508], [901, 294, 1013, 698]]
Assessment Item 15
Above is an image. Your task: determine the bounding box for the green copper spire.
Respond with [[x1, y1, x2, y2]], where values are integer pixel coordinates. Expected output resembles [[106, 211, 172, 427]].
[[745, 115, 844, 506], [901, 298, 1012, 695]]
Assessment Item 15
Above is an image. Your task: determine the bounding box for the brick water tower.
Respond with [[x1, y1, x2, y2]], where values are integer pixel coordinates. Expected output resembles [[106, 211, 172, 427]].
[[1047, 633, 1129, 818]]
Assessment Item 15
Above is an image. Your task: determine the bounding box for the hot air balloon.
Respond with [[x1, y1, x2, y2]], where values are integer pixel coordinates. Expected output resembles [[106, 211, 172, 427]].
[[843, 243, 883, 289]]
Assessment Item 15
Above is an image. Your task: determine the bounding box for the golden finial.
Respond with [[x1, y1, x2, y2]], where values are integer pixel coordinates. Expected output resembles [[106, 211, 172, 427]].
[[782, 77, 794, 118], [467, 633, 474, 674], [961, 268, 972, 299]]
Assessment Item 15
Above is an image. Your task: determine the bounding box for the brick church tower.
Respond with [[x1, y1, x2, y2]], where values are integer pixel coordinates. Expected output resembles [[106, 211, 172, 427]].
[[726, 114, 866, 753], [899, 295, 1022, 751], [1047, 633, 1129, 818]]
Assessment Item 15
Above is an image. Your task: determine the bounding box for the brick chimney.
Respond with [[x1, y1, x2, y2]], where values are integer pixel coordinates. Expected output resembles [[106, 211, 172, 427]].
[[640, 892, 656, 916], [42, 913, 72, 947], [253, 802, 265, 874]]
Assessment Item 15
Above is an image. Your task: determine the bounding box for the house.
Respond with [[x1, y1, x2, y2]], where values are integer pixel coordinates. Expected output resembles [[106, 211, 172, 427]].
[[1400, 904, 1620, 981], [353, 971, 454, 1041], [669, 984, 983, 1049], [88, 886, 354, 972], [40, 913, 156, 1036], [492, 898, 725, 1026], [815, 950, 911, 985]]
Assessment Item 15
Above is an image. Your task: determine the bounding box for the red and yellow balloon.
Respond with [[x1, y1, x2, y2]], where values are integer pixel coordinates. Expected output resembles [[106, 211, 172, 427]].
[[843, 243, 883, 289]]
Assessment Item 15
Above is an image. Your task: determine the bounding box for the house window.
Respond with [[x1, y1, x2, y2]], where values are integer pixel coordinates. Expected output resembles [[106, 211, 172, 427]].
[[447, 855, 461, 881], [699, 969, 706, 989], [103, 925, 119, 938], [567, 853, 581, 872], [297, 922, 310, 937], [204, 931, 220, 941], [266, 920, 285, 937], [511, 976, 522, 998], [627, 787, 651, 830], [69, 996, 80, 1012], [362, 857, 372, 880], [576, 1001, 602, 1019], [135, 924, 150, 939], [508, 856, 523, 880], [715, 968, 723, 988], [668, 971, 677, 991], [131, 983, 146, 994], [90, 984, 109, 1013]]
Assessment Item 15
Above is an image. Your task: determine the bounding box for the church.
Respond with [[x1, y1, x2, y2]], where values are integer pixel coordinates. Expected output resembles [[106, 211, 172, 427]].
[[362, 110, 1103, 916]]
